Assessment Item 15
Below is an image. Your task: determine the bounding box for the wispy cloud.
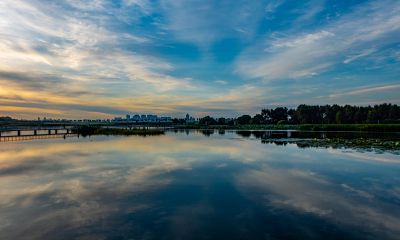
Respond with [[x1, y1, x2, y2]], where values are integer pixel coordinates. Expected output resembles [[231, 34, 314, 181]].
[[328, 84, 400, 98], [158, 0, 266, 47], [237, 0, 400, 80], [0, 0, 398, 118], [343, 48, 376, 64], [0, 0, 205, 117]]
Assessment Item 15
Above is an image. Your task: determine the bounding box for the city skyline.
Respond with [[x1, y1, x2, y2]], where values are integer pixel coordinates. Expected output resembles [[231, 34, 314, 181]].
[[1, 0, 399, 119]]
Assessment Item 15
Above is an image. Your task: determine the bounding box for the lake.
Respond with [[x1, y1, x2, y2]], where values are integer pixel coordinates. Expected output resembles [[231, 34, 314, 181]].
[[0, 130, 399, 240]]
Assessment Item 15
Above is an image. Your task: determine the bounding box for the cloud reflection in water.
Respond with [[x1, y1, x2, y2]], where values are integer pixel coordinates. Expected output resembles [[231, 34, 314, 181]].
[[0, 131, 399, 239]]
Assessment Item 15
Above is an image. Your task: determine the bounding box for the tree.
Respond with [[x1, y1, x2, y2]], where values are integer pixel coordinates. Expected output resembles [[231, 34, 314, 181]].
[[261, 109, 271, 123], [367, 110, 378, 123], [251, 114, 264, 124], [353, 109, 365, 123], [261, 107, 288, 124], [287, 109, 297, 123], [199, 116, 217, 125], [260, 103, 400, 125], [227, 119, 235, 126], [172, 118, 185, 124], [237, 115, 252, 125], [270, 107, 288, 124], [217, 117, 226, 125], [336, 111, 343, 124], [0, 116, 14, 122]]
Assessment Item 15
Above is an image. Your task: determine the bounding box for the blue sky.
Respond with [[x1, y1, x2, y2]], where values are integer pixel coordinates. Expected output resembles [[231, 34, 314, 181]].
[[0, 0, 399, 119]]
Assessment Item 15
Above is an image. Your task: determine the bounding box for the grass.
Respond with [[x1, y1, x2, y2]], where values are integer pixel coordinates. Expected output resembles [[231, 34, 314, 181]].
[[298, 124, 400, 132], [174, 124, 300, 130], [262, 138, 400, 153], [73, 125, 165, 136], [3, 122, 400, 133], [175, 124, 400, 132]]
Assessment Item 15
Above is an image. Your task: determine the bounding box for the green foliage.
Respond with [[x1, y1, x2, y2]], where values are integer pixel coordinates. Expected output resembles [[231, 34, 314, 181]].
[[262, 107, 288, 124], [73, 125, 164, 136], [199, 116, 217, 125], [251, 114, 264, 124], [299, 124, 400, 132], [277, 120, 288, 125], [261, 103, 400, 124], [336, 111, 343, 124], [0, 116, 14, 122], [217, 117, 226, 125], [172, 118, 186, 124], [237, 115, 252, 125], [186, 103, 400, 132]]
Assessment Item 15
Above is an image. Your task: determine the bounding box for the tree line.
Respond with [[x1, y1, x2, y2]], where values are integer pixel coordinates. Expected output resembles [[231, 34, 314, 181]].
[[197, 103, 400, 125]]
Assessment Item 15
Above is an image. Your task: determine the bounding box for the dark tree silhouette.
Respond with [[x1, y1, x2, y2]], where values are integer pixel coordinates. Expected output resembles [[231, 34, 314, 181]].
[[199, 116, 217, 125], [251, 114, 264, 124], [261, 103, 400, 124], [237, 115, 252, 125]]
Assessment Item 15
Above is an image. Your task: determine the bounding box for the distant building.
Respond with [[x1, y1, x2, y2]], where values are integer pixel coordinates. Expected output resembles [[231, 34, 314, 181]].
[[132, 114, 140, 121], [159, 117, 172, 122], [147, 114, 158, 122], [117, 113, 172, 123], [185, 113, 195, 124]]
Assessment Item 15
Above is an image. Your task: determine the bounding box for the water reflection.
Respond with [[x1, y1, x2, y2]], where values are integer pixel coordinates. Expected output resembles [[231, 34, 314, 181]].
[[0, 131, 399, 239]]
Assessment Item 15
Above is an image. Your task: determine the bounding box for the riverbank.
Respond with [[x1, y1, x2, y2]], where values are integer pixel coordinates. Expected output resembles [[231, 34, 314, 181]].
[[175, 124, 298, 130], [73, 126, 165, 136], [298, 124, 400, 132], [175, 124, 400, 132], [2, 123, 400, 133], [262, 138, 400, 153]]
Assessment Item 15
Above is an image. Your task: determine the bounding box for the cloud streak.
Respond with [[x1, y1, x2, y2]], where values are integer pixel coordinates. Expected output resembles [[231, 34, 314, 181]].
[[237, 0, 400, 80], [0, 0, 399, 118]]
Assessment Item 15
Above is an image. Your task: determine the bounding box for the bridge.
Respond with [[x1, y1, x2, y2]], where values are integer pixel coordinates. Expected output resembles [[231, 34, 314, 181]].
[[0, 127, 75, 142]]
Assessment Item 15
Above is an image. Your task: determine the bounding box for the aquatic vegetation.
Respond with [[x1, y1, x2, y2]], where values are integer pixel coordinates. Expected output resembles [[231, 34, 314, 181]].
[[72, 125, 165, 137], [261, 138, 400, 154]]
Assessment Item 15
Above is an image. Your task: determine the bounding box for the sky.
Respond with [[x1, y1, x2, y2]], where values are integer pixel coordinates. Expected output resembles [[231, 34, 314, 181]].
[[0, 0, 399, 119]]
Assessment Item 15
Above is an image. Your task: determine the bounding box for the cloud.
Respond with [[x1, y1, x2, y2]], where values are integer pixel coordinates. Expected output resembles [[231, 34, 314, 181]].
[[0, 0, 193, 91], [214, 80, 228, 85], [343, 48, 376, 64], [65, 0, 107, 11], [292, 0, 325, 25], [236, 167, 400, 237], [0, 136, 195, 239], [237, 0, 400, 81], [328, 83, 400, 99], [158, 0, 266, 47], [0, 0, 399, 118], [0, 0, 210, 118], [265, 0, 284, 13], [268, 30, 335, 49]]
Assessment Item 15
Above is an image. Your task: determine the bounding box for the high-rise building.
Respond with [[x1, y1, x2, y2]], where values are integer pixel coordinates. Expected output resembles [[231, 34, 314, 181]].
[[185, 113, 195, 123]]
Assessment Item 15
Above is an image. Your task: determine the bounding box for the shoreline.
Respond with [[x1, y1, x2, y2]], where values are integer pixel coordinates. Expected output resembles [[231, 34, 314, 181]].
[[1, 123, 400, 133]]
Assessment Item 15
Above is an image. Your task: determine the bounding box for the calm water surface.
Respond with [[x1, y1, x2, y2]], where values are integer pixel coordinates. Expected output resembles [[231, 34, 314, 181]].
[[0, 131, 399, 239]]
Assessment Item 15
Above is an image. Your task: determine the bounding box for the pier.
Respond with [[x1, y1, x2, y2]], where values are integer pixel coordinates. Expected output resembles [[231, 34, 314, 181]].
[[0, 127, 74, 142]]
